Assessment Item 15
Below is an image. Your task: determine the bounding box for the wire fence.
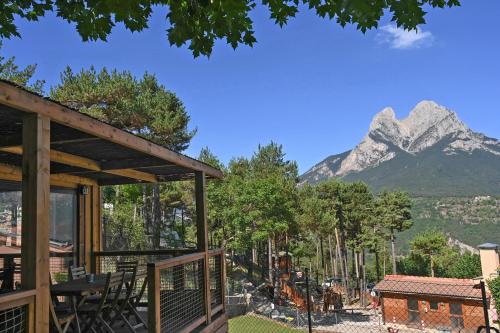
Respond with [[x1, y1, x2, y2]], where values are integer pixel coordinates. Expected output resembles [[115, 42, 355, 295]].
[[0, 304, 27, 333], [227, 268, 500, 333]]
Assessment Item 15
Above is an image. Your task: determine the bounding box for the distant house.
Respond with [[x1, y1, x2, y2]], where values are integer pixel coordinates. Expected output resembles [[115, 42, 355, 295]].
[[375, 275, 487, 332]]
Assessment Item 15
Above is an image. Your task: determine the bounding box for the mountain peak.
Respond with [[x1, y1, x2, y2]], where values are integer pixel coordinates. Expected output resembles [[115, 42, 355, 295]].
[[301, 101, 500, 185]]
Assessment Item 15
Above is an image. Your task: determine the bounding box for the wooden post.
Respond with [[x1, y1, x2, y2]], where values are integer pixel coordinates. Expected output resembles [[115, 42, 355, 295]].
[[91, 186, 101, 273], [147, 263, 161, 333], [195, 171, 211, 324], [21, 113, 50, 333]]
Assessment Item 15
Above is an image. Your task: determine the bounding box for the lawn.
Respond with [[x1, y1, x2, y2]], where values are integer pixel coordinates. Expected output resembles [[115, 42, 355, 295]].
[[228, 315, 305, 333]]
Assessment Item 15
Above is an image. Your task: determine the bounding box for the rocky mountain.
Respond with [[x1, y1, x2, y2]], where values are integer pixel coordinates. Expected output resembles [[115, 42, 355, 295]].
[[301, 101, 500, 196]]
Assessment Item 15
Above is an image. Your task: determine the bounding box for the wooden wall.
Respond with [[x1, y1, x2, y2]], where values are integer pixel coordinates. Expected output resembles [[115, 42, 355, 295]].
[[381, 293, 486, 330]]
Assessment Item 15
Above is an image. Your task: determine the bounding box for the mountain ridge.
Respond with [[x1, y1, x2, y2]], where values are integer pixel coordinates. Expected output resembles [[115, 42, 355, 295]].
[[300, 101, 500, 196]]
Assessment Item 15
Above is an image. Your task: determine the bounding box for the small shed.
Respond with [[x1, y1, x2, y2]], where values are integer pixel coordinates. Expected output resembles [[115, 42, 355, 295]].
[[375, 275, 487, 332]]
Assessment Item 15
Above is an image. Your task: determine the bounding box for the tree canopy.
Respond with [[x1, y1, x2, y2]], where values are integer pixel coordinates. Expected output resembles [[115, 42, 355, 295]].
[[0, 42, 44, 93], [1, 0, 460, 57], [50, 66, 195, 151]]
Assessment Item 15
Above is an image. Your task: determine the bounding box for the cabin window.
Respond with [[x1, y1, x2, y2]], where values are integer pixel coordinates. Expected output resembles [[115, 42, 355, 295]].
[[429, 301, 439, 311], [449, 303, 464, 330], [449, 303, 462, 315], [407, 298, 420, 324], [0, 181, 78, 286]]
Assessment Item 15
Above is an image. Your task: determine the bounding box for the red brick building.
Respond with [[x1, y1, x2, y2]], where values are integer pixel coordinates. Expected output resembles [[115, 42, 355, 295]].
[[375, 275, 488, 332]]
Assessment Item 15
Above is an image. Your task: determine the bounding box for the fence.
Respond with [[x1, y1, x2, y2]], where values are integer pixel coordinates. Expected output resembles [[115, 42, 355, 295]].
[[0, 289, 35, 332], [147, 248, 226, 333], [227, 270, 500, 333]]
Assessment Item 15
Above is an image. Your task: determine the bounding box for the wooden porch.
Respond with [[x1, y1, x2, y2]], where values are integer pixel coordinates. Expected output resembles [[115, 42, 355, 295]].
[[0, 80, 227, 333]]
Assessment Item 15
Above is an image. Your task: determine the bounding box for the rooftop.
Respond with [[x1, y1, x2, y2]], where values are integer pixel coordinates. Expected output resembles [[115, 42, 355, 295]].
[[374, 275, 486, 301]]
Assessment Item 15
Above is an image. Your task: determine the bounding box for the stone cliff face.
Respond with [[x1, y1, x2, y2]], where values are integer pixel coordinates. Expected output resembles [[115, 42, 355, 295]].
[[301, 101, 500, 189]]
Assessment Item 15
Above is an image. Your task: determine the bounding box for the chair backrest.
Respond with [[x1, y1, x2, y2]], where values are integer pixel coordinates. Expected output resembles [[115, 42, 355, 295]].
[[69, 266, 86, 280], [116, 265, 138, 314], [104, 271, 126, 313], [133, 275, 148, 306], [116, 261, 138, 273]]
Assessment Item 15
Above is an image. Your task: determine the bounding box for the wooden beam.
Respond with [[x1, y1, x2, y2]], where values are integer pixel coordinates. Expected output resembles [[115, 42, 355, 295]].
[[0, 81, 223, 179], [0, 146, 157, 183], [0, 163, 96, 187], [106, 168, 157, 183], [195, 171, 211, 325], [0, 146, 100, 171], [21, 113, 50, 333]]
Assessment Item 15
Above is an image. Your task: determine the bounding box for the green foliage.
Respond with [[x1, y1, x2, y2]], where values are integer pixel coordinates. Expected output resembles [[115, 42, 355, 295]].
[[50, 66, 195, 151], [410, 229, 448, 276], [446, 253, 482, 279], [397, 253, 430, 276], [377, 190, 413, 235], [0, 42, 44, 93], [103, 202, 146, 250], [0, 1, 460, 57], [397, 197, 500, 254], [398, 231, 482, 279], [488, 276, 500, 316]]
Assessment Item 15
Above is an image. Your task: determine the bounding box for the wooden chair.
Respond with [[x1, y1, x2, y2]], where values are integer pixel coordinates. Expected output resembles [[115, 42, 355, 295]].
[[50, 298, 76, 333], [130, 275, 148, 308], [114, 261, 147, 331], [49, 273, 79, 333], [69, 266, 86, 280], [109, 263, 145, 331], [79, 271, 125, 333]]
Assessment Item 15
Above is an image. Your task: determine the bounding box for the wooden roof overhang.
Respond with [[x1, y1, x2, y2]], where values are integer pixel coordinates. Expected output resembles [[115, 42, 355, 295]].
[[0, 80, 223, 186]]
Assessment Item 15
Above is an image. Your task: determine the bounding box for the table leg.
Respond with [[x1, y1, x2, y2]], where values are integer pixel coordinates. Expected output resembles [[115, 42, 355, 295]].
[[71, 296, 81, 333]]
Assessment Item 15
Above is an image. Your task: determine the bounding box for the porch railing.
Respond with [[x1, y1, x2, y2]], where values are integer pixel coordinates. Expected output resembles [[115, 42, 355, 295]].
[[0, 289, 35, 332], [147, 248, 226, 333]]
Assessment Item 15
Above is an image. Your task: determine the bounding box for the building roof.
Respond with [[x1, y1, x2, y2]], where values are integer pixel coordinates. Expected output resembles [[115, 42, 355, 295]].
[[478, 243, 499, 250], [0, 80, 223, 185], [374, 275, 486, 301]]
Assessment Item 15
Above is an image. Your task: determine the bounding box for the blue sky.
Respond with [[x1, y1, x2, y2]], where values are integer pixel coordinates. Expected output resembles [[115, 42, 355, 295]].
[[3, 1, 499, 173]]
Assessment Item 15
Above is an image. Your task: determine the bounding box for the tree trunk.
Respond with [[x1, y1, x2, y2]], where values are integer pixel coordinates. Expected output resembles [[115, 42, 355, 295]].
[[181, 208, 185, 245], [320, 237, 325, 281], [390, 230, 397, 275], [328, 235, 336, 279], [268, 236, 273, 285], [353, 249, 359, 299], [316, 240, 320, 284], [361, 249, 367, 307], [152, 183, 161, 249], [375, 248, 381, 282], [274, 235, 280, 294], [335, 228, 350, 303], [383, 240, 387, 278], [285, 233, 289, 274], [430, 256, 435, 277]]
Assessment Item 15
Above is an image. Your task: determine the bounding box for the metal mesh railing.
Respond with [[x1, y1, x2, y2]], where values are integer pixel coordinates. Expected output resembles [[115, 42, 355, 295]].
[[159, 257, 206, 332], [209, 250, 224, 311], [93, 250, 193, 305], [0, 305, 27, 333]]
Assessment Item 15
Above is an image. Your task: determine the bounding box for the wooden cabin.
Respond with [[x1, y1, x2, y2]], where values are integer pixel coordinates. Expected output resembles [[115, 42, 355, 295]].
[[375, 275, 487, 332], [0, 80, 227, 332]]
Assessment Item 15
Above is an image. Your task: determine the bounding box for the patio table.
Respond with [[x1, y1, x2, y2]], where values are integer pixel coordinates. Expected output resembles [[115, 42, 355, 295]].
[[50, 272, 146, 332]]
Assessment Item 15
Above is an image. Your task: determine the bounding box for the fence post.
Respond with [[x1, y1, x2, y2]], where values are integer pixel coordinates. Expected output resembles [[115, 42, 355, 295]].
[[480, 280, 491, 333], [305, 268, 313, 333], [147, 263, 161, 333]]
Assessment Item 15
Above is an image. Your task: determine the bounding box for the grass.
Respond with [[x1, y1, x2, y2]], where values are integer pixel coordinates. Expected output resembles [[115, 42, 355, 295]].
[[228, 315, 305, 333]]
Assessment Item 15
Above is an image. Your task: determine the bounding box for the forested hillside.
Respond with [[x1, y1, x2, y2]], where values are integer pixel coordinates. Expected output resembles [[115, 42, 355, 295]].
[[396, 196, 500, 253]]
